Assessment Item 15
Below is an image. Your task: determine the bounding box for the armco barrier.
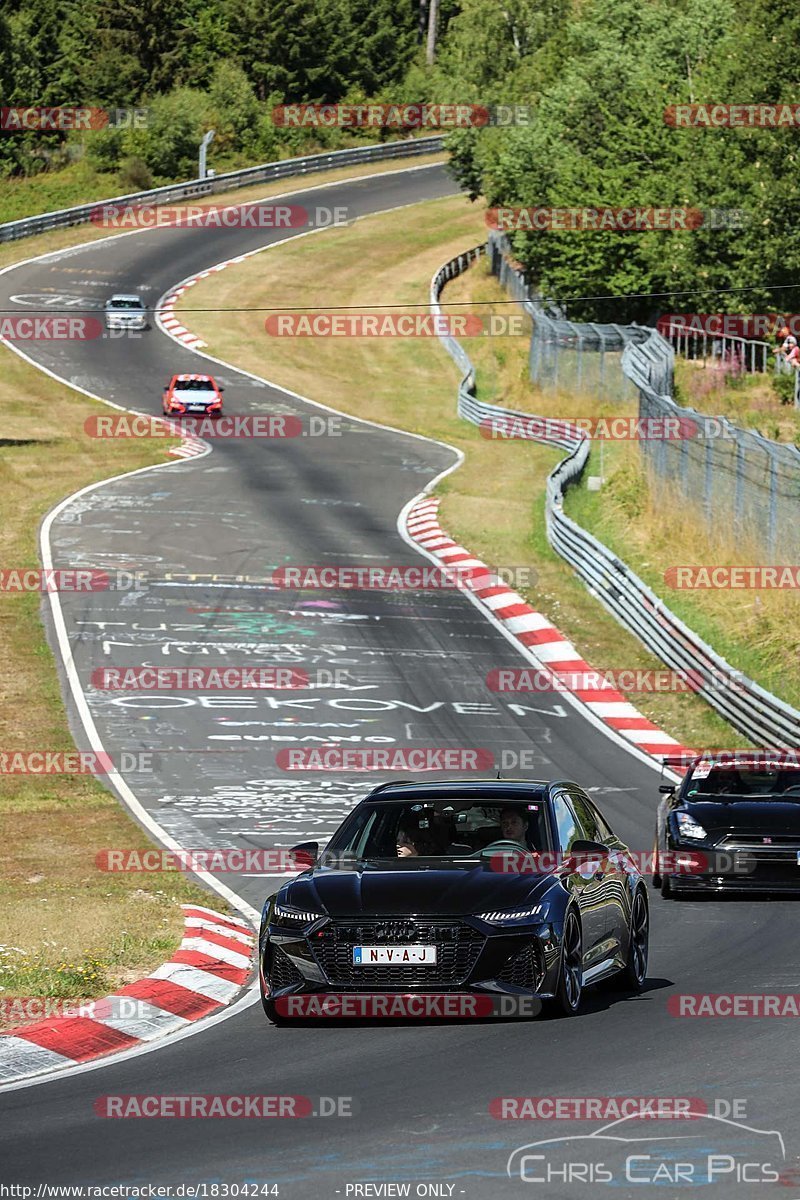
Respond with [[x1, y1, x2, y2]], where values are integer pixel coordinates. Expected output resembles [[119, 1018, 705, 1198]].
[[487, 229, 800, 561], [430, 247, 800, 749], [0, 137, 444, 244]]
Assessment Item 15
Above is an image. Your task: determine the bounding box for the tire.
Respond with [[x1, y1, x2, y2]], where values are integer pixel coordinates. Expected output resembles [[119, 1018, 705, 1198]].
[[545, 909, 583, 1017], [617, 889, 649, 991], [661, 871, 679, 899]]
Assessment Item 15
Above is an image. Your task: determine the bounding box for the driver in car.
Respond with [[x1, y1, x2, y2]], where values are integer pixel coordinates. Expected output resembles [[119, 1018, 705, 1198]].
[[499, 807, 529, 846]]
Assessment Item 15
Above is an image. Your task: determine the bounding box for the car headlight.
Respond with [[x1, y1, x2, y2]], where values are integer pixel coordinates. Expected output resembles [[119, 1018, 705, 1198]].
[[675, 812, 708, 840], [476, 903, 547, 925], [272, 902, 322, 926]]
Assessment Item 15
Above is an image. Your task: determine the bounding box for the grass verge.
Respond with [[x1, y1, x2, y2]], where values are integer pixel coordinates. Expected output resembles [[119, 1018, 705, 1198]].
[[0, 337, 216, 1024], [177, 196, 748, 750], [673, 358, 800, 444]]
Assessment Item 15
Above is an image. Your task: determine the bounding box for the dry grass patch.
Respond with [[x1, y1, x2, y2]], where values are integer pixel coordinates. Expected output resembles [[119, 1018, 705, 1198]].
[[674, 359, 800, 444], [568, 451, 800, 710]]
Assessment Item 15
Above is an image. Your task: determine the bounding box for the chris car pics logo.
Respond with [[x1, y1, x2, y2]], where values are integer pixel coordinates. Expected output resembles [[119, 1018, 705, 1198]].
[[507, 1112, 785, 1188]]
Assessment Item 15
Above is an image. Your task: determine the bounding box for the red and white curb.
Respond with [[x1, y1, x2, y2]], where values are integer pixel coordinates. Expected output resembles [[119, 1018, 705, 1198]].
[[405, 496, 693, 763], [0, 905, 254, 1083], [159, 261, 248, 351], [159, 280, 209, 350], [167, 436, 207, 460]]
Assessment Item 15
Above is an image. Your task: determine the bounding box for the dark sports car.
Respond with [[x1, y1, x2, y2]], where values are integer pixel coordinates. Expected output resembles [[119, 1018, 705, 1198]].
[[654, 754, 800, 897], [259, 779, 649, 1022]]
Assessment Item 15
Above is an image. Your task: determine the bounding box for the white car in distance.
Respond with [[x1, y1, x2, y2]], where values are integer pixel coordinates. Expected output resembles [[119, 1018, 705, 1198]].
[[104, 294, 147, 331]]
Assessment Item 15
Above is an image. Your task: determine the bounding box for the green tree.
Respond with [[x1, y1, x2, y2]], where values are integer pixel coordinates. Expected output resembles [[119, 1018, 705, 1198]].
[[206, 60, 260, 153], [122, 87, 209, 178]]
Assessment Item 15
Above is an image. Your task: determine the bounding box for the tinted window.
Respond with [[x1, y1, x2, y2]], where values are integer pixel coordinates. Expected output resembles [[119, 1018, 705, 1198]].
[[687, 765, 800, 798], [552, 793, 583, 851], [175, 379, 215, 391], [569, 790, 613, 842], [323, 799, 550, 863]]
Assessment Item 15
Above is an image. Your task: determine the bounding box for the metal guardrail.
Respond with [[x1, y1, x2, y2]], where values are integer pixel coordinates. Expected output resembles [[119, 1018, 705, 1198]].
[[488, 230, 800, 564], [487, 236, 645, 401], [430, 247, 800, 749], [622, 330, 800, 560], [0, 137, 445, 244]]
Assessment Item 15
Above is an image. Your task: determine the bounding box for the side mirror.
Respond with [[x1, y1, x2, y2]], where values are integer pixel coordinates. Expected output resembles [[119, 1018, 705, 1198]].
[[219, 386, 225, 392], [659, 784, 676, 794], [570, 839, 609, 857], [565, 839, 610, 875], [290, 841, 319, 869]]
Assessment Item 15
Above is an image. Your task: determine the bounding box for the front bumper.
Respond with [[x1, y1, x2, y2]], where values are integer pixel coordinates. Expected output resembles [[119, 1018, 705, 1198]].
[[106, 317, 146, 330], [262, 917, 560, 1000], [664, 840, 800, 892], [165, 405, 222, 416]]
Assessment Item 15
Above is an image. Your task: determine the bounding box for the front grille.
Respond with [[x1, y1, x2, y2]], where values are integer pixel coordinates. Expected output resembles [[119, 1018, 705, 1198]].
[[268, 946, 304, 991], [498, 941, 544, 990], [719, 834, 800, 853], [313, 920, 486, 987]]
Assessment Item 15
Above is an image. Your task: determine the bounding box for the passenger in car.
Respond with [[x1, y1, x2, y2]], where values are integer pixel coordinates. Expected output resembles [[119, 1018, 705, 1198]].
[[396, 825, 439, 857], [396, 828, 419, 857]]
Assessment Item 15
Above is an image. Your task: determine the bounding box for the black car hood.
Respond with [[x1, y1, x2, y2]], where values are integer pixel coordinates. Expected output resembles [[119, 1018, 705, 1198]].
[[283, 861, 552, 917], [683, 798, 800, 835]]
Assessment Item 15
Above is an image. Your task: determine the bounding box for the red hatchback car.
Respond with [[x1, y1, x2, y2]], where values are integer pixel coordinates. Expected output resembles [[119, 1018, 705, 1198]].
[[162, 373, 224, 417]]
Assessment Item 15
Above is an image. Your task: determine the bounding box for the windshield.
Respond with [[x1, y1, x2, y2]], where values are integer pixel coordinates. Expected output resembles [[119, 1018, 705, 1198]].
[[174, 379, 215, 391], [322, 799, 551, 865], [107, 299, 143, 309], [687, 765, 800, 799]]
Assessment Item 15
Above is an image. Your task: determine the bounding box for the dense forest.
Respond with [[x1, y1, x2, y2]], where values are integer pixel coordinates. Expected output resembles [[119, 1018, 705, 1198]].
[[1, 0, 799, 320]]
